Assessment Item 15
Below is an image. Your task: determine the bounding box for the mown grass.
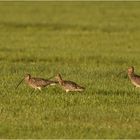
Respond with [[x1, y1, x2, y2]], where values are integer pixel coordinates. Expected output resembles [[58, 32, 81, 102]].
[[0, 1, 140, 139]]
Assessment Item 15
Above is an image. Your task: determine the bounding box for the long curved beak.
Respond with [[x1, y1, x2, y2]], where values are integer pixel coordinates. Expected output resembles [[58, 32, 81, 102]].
[[15, 78, 24, 89]]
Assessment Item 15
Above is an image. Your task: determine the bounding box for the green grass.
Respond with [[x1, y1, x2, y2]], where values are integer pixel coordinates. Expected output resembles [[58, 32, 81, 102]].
[[0, 1, 140, 139]]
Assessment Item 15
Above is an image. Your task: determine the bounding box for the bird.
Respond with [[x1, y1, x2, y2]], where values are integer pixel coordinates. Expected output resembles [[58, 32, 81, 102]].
[[54, 73, 85, 92], [16, 74, 58, 93], [127, 66, 140, 88]]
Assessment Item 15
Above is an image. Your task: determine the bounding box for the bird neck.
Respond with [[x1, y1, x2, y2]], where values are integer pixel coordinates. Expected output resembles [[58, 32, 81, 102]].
[[58, 76, 64, 85], [128, 72, 134, 79], [25, 77, 31, 83], [58, 80, 63, 85]]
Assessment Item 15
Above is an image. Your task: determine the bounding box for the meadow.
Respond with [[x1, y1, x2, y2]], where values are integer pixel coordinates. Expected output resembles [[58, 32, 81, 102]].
[[0, 1, 140, 139]]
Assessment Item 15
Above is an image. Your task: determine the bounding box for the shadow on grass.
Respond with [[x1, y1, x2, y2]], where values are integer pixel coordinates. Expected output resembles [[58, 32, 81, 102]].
[[0, 21, 97, 31], [0, 21, 134, 33], [12, 57, 72, 63]]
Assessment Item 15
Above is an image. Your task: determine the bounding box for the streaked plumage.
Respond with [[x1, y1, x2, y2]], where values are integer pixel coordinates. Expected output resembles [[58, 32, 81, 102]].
[[17, 74, 58, 91], [127, 66, 140, 88], [55, 73, 85, 92]]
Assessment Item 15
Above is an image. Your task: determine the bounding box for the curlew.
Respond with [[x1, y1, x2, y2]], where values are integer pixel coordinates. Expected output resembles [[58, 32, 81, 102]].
[[55, 73, 85, 92], [16, 74, 58, 93], [127, 66, 140, 88]]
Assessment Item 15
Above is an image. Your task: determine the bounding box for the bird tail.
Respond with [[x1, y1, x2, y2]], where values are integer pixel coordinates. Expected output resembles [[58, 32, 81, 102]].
[[49, 80, 59, 86], [77, 86, 85, 91], [80, 85, 85, 89]]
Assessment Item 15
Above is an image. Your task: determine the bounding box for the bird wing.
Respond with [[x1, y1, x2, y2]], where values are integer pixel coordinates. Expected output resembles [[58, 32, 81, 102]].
[[63, 80, 84, 89], [30, 78, 56, 87], [44, 80, 58, 85]]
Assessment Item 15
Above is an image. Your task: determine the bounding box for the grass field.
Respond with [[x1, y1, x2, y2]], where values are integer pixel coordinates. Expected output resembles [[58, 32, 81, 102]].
[[0, 1, 140, 139]]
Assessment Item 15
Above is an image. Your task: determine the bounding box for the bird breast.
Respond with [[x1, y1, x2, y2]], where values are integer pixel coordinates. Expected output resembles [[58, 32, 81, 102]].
[[131, 80, 140, 87]]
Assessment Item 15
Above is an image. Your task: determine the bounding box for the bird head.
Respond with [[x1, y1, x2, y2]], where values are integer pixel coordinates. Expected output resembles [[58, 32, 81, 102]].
[[127, 66, 134, 75], [24, 74, 31, 80]]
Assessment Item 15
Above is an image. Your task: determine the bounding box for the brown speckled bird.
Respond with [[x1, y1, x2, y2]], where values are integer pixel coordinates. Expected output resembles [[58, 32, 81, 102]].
[[127, 66, 140, 88], [16, 74, 58, 92], [55, 73, 85, 92]]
